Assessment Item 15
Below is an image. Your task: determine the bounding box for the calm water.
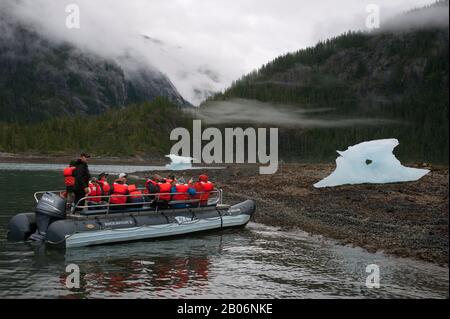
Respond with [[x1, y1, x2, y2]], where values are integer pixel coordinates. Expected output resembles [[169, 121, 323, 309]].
[[0, 167, 448, 299]]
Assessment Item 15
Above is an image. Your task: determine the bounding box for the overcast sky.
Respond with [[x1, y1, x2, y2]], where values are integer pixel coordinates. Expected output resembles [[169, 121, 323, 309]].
[[8, 0, 437, 105]]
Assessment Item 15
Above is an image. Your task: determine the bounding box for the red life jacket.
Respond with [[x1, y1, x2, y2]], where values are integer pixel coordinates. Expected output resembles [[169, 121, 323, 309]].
[[173, 184, 190, 201], [63, 166, 76, 187], [145, 179, 158, 189], [158, 182, 172, 201], [97, 179, 110, 195], [88, 182, 102, 202], [194, 181, 214, 205], [144, 179, 159, 195], [128, 184, 143, 200], [110, 182, 129, 205]]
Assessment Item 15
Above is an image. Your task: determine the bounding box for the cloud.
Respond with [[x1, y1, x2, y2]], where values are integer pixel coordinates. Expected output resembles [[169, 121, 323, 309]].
[[381, 0, 449, 31], [6, 0, 439, 105]]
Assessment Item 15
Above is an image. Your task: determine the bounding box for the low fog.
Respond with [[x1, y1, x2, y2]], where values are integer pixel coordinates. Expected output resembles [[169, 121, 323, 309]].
[[3, 0, 441, 105], [193, 99, 397, 128], [382, 1, 449, 31]]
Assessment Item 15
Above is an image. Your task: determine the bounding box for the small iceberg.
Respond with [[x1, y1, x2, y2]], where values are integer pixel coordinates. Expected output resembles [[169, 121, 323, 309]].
[[165, 154, 194, 171], [314, 139, 430, 188]]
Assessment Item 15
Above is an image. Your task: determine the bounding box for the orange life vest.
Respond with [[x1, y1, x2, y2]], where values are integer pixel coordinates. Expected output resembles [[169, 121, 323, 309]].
[[128, 184, 143, 201], [172, 184, 190, 201], [97, 179, 110, 194], [63, 166, 76, 187], [194, 181, 214, 205], [158, 182, 172, 201], [88, 182, 102, 202], [110, 182, 129, 205]]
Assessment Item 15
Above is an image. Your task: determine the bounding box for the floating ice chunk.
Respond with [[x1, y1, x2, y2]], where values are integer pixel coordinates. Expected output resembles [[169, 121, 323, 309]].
[[314, 139, 430, 188], [165, 154, 194, 171]]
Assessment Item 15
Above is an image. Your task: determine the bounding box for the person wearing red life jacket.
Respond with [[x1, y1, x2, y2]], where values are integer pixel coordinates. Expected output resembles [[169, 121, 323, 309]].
[[87, 178, 103, 206], [127, 184, 144, 208], [145, 175, 161, 199], [193, 174, 215, 207], [171, 177, 196, 209], [157, 178, 173, 209], [97, 172, 111, 198], [109, 173, 129, 210], [63, 160, 77, 209], [165, 175, 176, 184]]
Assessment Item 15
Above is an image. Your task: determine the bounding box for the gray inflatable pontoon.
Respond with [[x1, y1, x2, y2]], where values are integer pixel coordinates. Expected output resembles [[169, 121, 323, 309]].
[[7, 189, 256, 249]]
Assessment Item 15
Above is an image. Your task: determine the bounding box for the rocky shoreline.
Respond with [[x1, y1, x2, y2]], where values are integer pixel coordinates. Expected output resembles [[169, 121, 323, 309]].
[[133, 163, 449, 266]]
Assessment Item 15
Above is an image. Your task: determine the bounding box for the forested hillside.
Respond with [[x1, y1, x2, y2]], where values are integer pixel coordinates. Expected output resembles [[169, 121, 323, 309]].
[[0, 98, 191, 156], [207, 1, 449, 163]]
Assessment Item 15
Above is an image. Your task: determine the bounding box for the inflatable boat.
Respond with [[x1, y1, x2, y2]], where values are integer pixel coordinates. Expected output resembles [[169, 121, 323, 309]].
[[7, 189, 256, 249]]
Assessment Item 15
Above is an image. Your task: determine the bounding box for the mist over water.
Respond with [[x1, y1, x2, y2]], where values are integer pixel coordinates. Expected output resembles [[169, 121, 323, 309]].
[[194, 99, 397, 128]]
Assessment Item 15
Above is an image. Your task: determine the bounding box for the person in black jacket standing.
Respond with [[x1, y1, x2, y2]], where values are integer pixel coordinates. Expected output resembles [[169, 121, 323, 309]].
[[73, 153, 91, 210]]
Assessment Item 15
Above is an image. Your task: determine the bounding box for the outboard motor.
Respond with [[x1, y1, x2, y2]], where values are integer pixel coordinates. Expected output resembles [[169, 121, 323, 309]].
[[29, 192, 66, 242]]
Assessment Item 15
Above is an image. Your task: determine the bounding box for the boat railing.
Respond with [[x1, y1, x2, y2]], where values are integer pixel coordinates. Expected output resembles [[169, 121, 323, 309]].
[[34, 190, 66, 203], [34, 188, 223, 214]]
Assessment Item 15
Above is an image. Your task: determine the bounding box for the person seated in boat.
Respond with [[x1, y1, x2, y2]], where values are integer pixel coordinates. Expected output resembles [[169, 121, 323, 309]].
[[192, 174, 215, 207], [62, 160, 77, 209], [97, 172, 110, 199], [170, 177, 197, 209], [156, 178, 172, 209], [109, 173, 129, 210], [166, 174, 176, 184], [127, 184, 144, 208], [86, 177, 103, 208], [145, 174, 161, 200]]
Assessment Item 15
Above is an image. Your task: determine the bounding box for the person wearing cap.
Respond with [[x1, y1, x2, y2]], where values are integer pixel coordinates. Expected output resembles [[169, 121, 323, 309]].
[[97, 172, 110, 197], [73, 153, 91, 210]]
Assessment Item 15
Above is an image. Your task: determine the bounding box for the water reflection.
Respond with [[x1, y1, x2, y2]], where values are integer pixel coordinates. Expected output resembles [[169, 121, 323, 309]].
[[29, 234, 226, 298]]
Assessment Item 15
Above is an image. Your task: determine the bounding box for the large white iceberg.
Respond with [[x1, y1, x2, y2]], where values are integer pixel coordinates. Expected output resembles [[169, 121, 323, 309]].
[[314, 139, 430, 188], [165, 154, 194, 171]]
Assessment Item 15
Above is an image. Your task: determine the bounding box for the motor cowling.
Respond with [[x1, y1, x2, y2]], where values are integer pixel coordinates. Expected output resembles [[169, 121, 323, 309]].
[[29, 192, 66, 242]]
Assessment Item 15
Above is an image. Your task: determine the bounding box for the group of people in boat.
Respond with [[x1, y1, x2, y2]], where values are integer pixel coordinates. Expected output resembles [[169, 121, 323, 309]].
[[62, 153, 215, 211]]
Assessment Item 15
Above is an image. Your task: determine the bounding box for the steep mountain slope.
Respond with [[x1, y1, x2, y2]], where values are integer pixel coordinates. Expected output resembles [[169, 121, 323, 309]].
[[207, 1, 449, 162], [0, 10, 190, 123]]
